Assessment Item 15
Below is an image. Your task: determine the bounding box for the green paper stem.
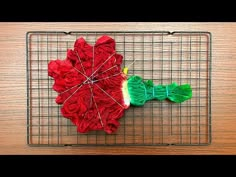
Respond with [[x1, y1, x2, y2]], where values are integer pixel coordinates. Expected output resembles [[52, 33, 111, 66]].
[[127, 75, 192, 106]]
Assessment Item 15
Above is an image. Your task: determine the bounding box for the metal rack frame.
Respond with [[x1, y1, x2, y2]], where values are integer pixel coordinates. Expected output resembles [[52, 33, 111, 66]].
[[26, 31, 211, 146]]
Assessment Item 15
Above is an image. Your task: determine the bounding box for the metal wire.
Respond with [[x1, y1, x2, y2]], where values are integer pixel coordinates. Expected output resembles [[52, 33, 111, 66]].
[[26, 31, 212, 146]]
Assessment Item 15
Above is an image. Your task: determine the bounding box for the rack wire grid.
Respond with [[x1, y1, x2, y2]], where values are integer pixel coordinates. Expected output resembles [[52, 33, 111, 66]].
[[26, 31, 211, 146]]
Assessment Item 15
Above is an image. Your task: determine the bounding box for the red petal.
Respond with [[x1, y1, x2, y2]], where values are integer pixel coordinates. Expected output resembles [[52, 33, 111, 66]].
[[49, 35, 128, 134], [95, 35, 115, 51]]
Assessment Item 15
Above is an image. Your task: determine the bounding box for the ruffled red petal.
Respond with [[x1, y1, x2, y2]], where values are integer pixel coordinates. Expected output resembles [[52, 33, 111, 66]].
[[48, 35, 129, 134]]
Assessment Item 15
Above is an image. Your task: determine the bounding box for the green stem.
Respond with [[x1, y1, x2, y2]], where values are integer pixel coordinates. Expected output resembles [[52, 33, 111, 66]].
[[127, 75, 192, 106]]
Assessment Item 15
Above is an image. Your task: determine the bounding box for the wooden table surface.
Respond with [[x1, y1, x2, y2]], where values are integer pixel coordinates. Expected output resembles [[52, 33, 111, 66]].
[[0, 22, 235, 154]]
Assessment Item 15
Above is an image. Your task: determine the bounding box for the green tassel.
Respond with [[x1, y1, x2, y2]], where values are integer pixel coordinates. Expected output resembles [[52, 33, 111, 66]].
[[127, 75, 192, 106]]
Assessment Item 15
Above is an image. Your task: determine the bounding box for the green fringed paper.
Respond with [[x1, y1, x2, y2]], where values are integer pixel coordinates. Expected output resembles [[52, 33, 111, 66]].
[[127, 75, 192, 106]]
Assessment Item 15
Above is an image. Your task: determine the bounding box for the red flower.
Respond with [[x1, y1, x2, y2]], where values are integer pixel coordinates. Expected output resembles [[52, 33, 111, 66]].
[[48, 35, 128, 134]]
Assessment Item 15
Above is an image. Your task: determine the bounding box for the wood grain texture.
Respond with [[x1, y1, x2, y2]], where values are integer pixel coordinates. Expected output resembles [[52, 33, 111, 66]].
[[0, 22, 236, 154]]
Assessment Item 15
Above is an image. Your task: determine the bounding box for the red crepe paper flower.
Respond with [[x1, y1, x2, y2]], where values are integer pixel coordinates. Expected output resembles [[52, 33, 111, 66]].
[[48, 35, 129, 134]]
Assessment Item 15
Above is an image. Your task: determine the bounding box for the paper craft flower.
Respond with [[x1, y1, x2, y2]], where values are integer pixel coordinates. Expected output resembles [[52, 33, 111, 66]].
[[48, 36, 129, 134], [48, 35, 192, 134]]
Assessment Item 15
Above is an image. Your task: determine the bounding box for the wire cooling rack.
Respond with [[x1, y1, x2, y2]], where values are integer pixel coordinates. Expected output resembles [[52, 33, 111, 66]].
[[26, 31, 211, 146]]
